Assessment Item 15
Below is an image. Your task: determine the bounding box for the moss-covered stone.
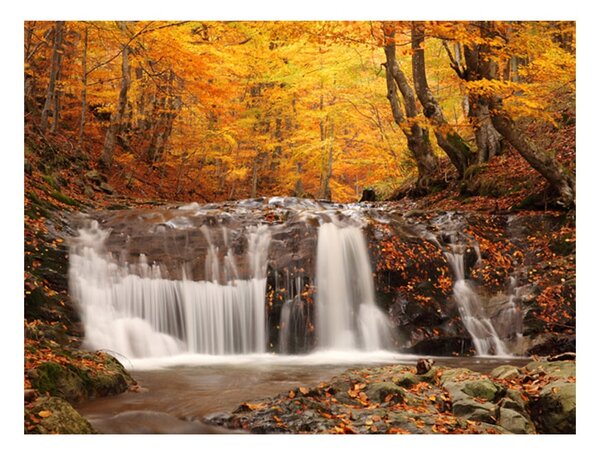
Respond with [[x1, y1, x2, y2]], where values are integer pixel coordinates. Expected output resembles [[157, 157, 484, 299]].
[[497, 407, 536, 434], [365, 382, 405, 403], [525, 360, 576, 379], [27, 396, 94, 434], [490, 365, 521, 380], [461, 379, 501, 402], [393, 372, 419, 388], [27, 353, 134, 403]]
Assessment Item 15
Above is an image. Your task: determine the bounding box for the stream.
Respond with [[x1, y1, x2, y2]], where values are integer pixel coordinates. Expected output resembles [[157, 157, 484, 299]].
[[77, 354, 530, 433], [67, 198, 539, 433]]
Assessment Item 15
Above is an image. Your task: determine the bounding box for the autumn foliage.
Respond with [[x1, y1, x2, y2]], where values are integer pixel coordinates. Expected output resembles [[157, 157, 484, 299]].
[[24, 21, 575, 204]]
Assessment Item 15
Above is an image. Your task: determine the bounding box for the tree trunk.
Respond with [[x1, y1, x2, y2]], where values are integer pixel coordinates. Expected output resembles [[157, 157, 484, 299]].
[[40, 21, 65, 132], [322, 120, 334, 201], [101, 22, 131, 168], [444, 38, 503, 164], [490, 101, 575, 207], [79, 25, 88, 151], [462, 41, 503, 163], [383, 23, 438, 189], [477, 22, 575, 207], [411, 22, 472, 177], [470, 97, 502, 163]]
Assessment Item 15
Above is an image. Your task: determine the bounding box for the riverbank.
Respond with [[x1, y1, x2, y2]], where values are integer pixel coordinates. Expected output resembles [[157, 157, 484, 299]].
[[207, 357, 575, 434]]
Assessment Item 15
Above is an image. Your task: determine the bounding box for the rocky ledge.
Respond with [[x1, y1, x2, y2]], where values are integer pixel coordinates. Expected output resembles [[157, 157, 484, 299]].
[[207, 357, 575, 434]]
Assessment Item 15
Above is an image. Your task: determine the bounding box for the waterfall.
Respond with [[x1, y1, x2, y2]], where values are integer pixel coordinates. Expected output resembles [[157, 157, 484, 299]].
[[442, 235, 509, 356], [315, 222, 393, 351], [69, 221, 270, 358]]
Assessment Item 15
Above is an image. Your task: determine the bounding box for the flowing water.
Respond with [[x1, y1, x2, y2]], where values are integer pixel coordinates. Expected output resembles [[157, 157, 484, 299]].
[[76, 354, 530, 433], [67, 198, 530, 433]]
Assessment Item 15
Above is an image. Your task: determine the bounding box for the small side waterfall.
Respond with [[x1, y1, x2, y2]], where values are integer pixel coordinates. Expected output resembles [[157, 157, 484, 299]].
[[445, 248, 509, 356], [315, 222, 393, 351], [69, 221, 270, 358], [431, 214, 510, 356]]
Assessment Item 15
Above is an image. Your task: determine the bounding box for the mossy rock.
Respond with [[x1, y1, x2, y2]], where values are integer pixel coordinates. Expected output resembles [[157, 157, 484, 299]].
[[50, 190, 80, 207], [27, 396, 94, 434], [393, 372, 419, 388], [530, 380, 575, 433], [497, 407, 536, 434], [28, 361, 87, 402], [490, 365, 521, 380], [525, 360, 576, 379], [461, 379, 502, 401], [365, 382, 405, 403], [27, 353, 134, 403]]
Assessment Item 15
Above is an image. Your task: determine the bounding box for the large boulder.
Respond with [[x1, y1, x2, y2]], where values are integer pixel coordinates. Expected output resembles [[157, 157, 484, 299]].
[[530, 380, 576, 433]]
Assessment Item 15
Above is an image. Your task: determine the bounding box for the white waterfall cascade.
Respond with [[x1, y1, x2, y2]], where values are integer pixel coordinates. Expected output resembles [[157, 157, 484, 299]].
[[444, 242, 509, 356], [69, 221, 271, 359], [315, 222, 394, 351]]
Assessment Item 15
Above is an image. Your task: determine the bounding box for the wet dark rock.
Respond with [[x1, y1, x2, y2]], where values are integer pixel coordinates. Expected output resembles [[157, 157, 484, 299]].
[[408, 336, 475, 356], [359, 188, 377, 202], [526, 333, 575, 356]]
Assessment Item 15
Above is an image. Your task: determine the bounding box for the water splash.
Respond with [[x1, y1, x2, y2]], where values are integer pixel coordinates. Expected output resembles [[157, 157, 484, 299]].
[[315, 222, 394, 351], [69, 221, 270, 358]]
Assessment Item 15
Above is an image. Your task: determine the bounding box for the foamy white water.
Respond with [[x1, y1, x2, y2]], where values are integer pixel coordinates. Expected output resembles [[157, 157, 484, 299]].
[[315, 222, 394, 351], [69, 221, 270, 358]]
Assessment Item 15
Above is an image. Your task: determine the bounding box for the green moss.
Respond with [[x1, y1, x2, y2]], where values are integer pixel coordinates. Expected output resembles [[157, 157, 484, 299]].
[[41, 174, 60, 190], [27, 396, 95, 434], [50, 190, 80, 207]]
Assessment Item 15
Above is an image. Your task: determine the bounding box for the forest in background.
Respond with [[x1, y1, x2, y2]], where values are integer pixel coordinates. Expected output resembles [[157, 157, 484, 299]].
[[24, 21, 575, 207]]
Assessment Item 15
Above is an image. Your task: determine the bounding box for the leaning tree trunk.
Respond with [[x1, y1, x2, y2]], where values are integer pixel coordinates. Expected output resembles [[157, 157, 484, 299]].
[[383, 23, 438, 189], [478, 21, 575, 207], [489, 99, 575, 207], [411, 22, 472, 177], [101, 22, 131, 169], [40, 21, 65, 132]]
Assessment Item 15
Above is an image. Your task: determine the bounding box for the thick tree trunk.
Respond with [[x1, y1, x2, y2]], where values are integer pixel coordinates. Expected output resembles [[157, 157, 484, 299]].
[[411, 22, 472, 177], [40, 21, 65, 132], [445, 39, 503, 164], [383, 24, 438, 189], [462, 42, 503, 163], [101, 22, 131, 168], [470, 97, 502, 163]]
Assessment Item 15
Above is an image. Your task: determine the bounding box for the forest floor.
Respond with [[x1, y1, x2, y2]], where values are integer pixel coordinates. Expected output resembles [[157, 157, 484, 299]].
[[23, 121, 575, 433]]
